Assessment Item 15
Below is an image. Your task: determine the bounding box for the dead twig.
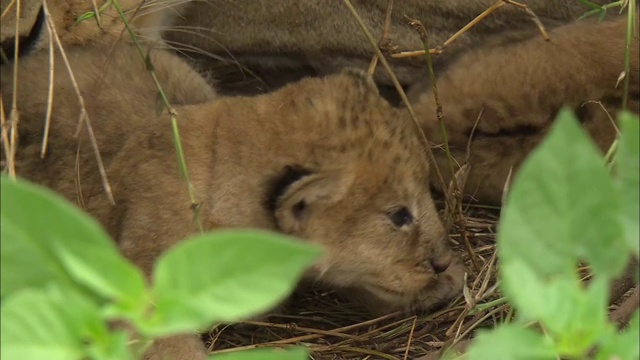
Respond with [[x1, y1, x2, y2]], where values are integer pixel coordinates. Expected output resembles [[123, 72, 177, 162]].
[[610, 286, 639, 327], [5, 0, 21, 178], [402, 316, 418, 360], [367, 0, 394, 76], [40, 9, 55, 158], [391, 0, 548, 59]]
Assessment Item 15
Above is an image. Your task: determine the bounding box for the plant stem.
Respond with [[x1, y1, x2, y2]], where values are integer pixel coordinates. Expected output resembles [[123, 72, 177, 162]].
[[111, 0, 203, 232]]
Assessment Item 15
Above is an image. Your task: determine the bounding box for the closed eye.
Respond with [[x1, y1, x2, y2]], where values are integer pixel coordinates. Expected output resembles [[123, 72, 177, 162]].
[[387, 207, 413, 228]]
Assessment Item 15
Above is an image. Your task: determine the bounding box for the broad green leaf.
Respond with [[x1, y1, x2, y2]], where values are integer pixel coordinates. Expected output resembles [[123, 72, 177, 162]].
[[615, 111, 640, 256], [465, 324, 557, 360], [1, 286, 134, 360], [499, 259, 559, 327], [148, 230, 321, 335], [498, 108, 626, 280], [596, 310, 639, 360], [210, 347, 309, 360], [550, 278, 612, 356], [501, 260, 611, 356], [0, 176, 146, 308], [0, 216, 74, 298]]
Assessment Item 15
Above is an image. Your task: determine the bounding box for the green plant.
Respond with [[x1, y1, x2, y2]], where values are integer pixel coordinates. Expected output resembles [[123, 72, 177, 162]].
[[0, 176, 322, 360], [461, 108, 639, 360]]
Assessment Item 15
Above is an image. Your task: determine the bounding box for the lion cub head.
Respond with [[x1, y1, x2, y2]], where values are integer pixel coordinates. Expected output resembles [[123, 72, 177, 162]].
[[260, 70, 465, 313]]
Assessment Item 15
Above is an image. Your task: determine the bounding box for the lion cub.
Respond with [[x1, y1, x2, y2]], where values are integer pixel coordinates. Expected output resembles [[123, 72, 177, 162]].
[[2, 41, 464, 359], [409, 14, 639, 204]]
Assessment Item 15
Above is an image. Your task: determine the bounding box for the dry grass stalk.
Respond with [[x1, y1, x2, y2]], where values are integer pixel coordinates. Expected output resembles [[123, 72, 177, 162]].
[[4, 0, 21, 178], [341, 0, 452, 216], [40, 11, 55, 158], [38, 0, 115, 204], [367, 0, 394, 76], [391, 0, 549, 59]]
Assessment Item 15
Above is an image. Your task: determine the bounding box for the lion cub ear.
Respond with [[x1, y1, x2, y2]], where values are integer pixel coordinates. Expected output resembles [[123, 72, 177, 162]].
[[274, 170, 355, 234], [339, 67, 380, 96]]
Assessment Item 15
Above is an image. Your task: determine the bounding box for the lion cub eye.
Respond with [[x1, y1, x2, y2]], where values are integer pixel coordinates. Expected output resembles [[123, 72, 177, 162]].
[[387, 207, 413, 228]]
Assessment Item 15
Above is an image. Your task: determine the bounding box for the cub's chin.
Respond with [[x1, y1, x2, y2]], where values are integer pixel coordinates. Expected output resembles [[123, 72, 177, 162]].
[[344, 260, 466, 316]]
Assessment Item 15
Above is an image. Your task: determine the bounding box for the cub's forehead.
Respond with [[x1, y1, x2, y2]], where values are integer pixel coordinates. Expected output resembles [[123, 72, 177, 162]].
[[368, 123, 429, 171], [351, 138, 430, 194]]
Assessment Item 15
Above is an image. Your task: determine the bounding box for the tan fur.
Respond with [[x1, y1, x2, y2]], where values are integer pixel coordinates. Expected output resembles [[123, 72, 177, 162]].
[[1, 42, 464, 359], [164, 0, 610, 92], [0, 0, 41, 39], [408, 14, 640, 204], [1, 44, 217, 360], [1, 2, 213, 359], [0, 0, 188, 51]]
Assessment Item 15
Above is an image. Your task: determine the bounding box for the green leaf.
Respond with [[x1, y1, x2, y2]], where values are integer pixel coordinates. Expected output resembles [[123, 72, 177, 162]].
[[72, 11, 96, 27], [465, 324, 557, 360], [210, 347, 309, 360], [0, 214, 75, 298], [0, 176, 147, 309], [596, 310, 640, 360], [550, 277, 612, 356], [147, 229, 321, 335], [501, 260, 611, 356], [615, 111, 640, 256], [576, 0, 603, 11], [498, 108, 626, 280], [1, 286, 134, 360]]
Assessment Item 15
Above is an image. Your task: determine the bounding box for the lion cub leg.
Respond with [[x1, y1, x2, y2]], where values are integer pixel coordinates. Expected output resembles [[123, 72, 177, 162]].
[[408, 14, 639, 205]]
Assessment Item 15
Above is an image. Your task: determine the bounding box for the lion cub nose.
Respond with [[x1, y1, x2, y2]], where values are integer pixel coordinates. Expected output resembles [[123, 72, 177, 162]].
[[430, 254, 452, 274]]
